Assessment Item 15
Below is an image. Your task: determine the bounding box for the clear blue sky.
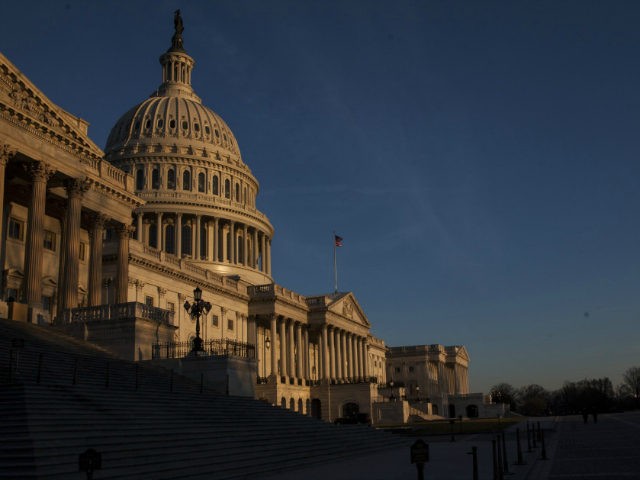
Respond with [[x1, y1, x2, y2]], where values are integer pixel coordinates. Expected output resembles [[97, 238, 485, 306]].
[[3, 1, 640, 393]]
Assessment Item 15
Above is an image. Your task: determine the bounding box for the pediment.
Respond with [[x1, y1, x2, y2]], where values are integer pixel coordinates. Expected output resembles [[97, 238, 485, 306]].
[[327, 292, 371, 328], [0, 52, 103, 159]]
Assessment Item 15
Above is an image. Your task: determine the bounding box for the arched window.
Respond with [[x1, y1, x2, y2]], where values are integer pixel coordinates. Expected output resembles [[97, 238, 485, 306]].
[[182, 170, 191, 191], [181, 224, 192, 256], [198, 172, 205, 193], [212, 176, 219, 195], [165, 225, 175, 254], [151, 167, 160, 190], [224, 179, 230, 199], [235, 183, 240, 202], [135, 169, 144, 190], [167, 169, 176, 190]]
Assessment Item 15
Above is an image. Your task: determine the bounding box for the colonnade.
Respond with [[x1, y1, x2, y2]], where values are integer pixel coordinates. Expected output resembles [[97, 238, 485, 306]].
[[263, 315, 369, 384], [0, 151, 132, 315], [135, 211, 271, 274]]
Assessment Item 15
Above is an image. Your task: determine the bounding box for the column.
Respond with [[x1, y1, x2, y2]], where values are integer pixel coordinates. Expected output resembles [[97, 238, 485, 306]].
[[329, 328, 336, 381], [0, 146, 14, 254], [266, 237, 272, 274], [348, 334, 355, 381], [279, 316, 287, 377], [242, 223, 249, 267], [356, 337, 363, 380], [60, 178, 86, 311], [288, 320, 295, 379], [116, 223, 133, 303], [155, 212, 163, 251], [270, 315, 278, 377], [252, 229, 258, 268], [221, 223, 228, 262], [175, 214, 182, 257], [320, 326, 328, 380], [229, 222, 235, 263], [206, 220, 214, 261], [213, 218, 219, 261], [362, 340, 369, 380], [303, 327, 310, 380], [190, 219, 196, 257], [295, 323, 303, 379], [195, 215, 201, 259], [335, 330, 343, 381], [260, 233, 266, 272], [136, 212, 143, 241], [88, 213, 107, 306], [23, 161, 55, 307]]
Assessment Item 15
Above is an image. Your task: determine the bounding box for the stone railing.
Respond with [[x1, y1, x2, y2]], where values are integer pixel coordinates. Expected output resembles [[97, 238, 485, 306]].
[[152, 339, 256, 360], [59, 302, 174, 325], [248, 284, 307, 308]]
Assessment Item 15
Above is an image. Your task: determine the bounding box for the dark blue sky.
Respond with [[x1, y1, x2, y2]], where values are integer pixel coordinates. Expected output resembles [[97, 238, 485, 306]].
[[3, 1, 640, 392]]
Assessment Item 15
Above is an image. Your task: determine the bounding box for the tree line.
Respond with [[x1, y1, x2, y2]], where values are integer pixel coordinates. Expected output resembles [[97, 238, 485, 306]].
[[489, 366, 640, 416]]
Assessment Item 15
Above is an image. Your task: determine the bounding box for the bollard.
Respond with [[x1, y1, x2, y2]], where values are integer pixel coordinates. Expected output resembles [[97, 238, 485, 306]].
[[410, 439, 429, 480], [200, 372, 204, 393], [79, 448, 102, 480], [526, 421, 532, 452], [449, 419, 456, 442], [72, 358, 79, 385], [104, 362, 110, 389], [170, 368, 174, 392], [135, 364, 139, 390], [467, 446, 479, 480], [532, 422, 537, 449], [501, 431, 509, 474], [496, 435, 504, 480], [516, 427, 525, 465], [537, 421, 542, 442], [540, 427, 547, 460]]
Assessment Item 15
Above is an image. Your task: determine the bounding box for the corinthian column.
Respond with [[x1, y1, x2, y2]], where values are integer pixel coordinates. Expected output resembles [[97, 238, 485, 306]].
[[60, 178, 88, 311], [23, 162, 55, 310], [279, 316, 287, 377], [88, 213, 108, 306], [270, 315, 277, 377], [0, 146, 15, 254], [116, 223, 134, 303]]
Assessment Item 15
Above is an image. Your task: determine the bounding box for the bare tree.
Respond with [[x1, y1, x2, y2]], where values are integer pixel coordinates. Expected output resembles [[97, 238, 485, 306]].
[[623, 366, 640, 407]]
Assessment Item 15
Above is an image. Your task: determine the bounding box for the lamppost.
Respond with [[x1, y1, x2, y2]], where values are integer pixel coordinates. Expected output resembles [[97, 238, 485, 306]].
[[183, 287, 211, 354], [263, 333, 271, 378], [416, 385, 421, 401]]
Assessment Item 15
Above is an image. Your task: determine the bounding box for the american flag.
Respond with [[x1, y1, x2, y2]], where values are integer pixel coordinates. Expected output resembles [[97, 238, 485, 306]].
[[334, 235, 343, 247]]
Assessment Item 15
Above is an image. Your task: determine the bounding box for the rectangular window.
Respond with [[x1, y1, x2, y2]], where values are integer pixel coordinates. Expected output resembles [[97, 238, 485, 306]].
[[43, 230, 56, 251], [167, 302, 175, 313], [41, 295, 52, 313], [79, 242, 86, 261], [227, 318, 234, 331], [8, 218, 23, 240], [6, 288, 18, 302], [211, 315, 219, 327], [145, 296, 154, 307]]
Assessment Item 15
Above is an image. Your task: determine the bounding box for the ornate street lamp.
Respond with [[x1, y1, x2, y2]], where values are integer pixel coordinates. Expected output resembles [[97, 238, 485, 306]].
[[416, 385, 421, 401], [183, 286, 211, 354]]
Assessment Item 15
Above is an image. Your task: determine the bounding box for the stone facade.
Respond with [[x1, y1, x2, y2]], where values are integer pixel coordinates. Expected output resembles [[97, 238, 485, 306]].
[[0, 15, 472, 423]]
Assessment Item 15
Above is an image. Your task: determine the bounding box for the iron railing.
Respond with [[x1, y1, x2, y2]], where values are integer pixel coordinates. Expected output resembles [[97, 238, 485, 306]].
[[152, 339, 256, 360]]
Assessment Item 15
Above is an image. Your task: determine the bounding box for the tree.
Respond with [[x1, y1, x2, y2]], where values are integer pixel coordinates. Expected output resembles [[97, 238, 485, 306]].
[[489, 383, 516, 410], [516, 384, 550, 416], [623, 366, 640, 408]]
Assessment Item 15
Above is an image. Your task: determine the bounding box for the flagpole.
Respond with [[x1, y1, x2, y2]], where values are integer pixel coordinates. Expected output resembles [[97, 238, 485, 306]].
[[333, 231, 338, 293]]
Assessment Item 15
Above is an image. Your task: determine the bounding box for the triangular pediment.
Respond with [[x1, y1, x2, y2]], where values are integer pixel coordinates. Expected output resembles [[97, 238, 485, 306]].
[[0, 52, 104, 159], [327, 292, 371, 328]]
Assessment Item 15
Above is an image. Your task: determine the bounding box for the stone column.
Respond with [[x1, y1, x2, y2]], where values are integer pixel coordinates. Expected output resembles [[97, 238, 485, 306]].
[[229, 222, 235, 263], [303, 327, 310, 381], [279, 316, 287, 377], [175, 213, 182, 257], [295, 323, 303, 379], [213, 218, 219, 261], [260, 233, 266, 272], [270, 315, 278, 377], [329, 327, 336, 381], [242, 224, 248, 265], [195, 215, 201, 260], [266, 237, 272, 274], [288, 320, 295, 380], [59, 178, 87, 311], [23, 162, 55, 308], [116, 224, 134, 303], [0, 146, 14, 254], [155, 212, 163, 251], [335, 330, 343, 381], [221, 223, 228, 263], [348, 334, 355, 381], [356, 337, 363, 380], [252, 229, 259, 268], [88, 213, 108, 306], [135, 212, 143, 242], [206, 220, 214, 261]]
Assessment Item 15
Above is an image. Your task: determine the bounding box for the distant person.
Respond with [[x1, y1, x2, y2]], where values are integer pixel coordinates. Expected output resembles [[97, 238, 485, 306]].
[[582, 410, 589, 424]]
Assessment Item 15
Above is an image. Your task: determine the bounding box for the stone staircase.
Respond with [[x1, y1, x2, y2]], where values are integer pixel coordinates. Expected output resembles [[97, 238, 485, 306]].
[[0, 319, 409, 479]]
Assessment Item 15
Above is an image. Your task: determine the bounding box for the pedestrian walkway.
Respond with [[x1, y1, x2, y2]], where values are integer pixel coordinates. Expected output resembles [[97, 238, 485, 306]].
[[263, 418, 558, 480]]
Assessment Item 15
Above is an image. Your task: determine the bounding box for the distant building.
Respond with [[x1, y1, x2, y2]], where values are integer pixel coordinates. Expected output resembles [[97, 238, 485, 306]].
[[0, 12, 477, 423]]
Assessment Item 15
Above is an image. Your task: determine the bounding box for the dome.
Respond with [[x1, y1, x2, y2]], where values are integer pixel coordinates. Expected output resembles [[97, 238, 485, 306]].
[[105, 95, 241, 160]]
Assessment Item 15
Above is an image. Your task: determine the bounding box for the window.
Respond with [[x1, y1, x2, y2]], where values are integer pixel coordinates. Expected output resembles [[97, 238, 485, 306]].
[[212, 176, 219, 195], [227, 318, 234, 331], [136, 169, 144, 190], [183, 170, 191, 190], [167, 302, 175, 313], [151, 167, 160, 189], [235, 183, 240, 202], [165, 225, 175, 254], [181, 224, 192, 256], [169, 119, 176, 129], [79, 242, 86, 261], [395, 367, 401, 373], [6, 288, 18, 302], [167, 168, 176, 189], [198, 172, 205, 192], [43, 230, 56, 251], [224, 179, 230, 199], [145, 296, 154, 307], [211, 315, 219, 327], [8, 218, 23, 240], [42, 295, 52, 313], [409, 366, 415, 373]]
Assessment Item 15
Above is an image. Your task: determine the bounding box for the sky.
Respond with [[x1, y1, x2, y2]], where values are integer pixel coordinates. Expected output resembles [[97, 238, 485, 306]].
[[2, 0, 640, 393]]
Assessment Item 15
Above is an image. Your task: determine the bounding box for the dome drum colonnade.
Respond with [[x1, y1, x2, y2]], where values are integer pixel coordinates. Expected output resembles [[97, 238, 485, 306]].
[[104, 23, 273, 284]]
